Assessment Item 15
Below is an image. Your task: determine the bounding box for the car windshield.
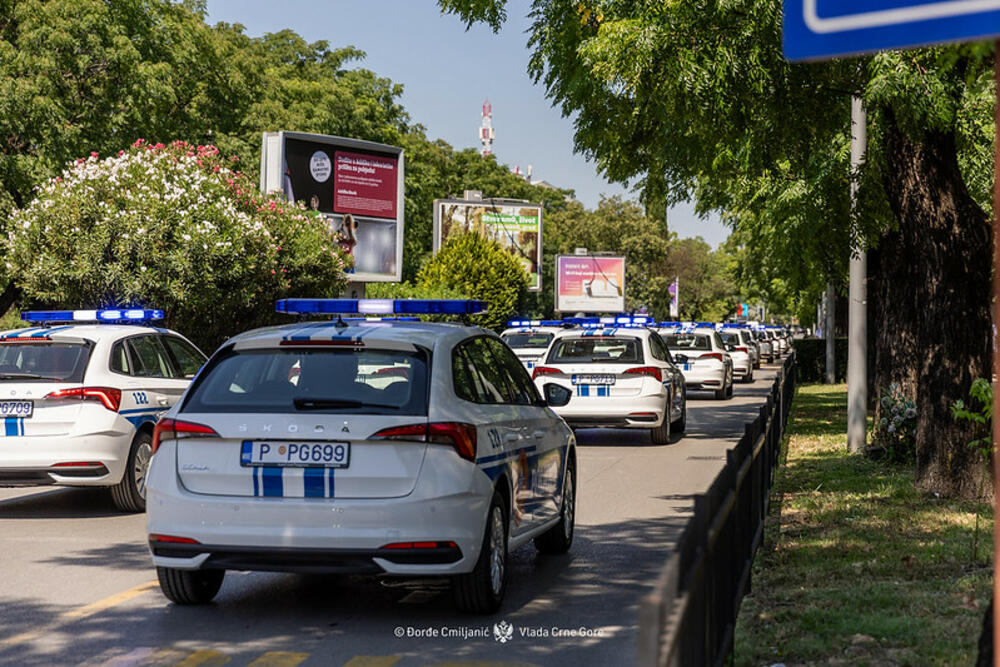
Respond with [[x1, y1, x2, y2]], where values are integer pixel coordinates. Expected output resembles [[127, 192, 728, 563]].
[[183, 347, 430, 415], [547, 337, 642, 363], [664, 334, 711, 351], [502, 332, 554, 349], [0, 341, 92, 382]]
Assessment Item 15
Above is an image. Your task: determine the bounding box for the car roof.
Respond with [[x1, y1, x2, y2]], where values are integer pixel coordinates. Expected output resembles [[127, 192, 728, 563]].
[[0, 324, 173, 343], [226, 319, 486, 351], [551, 326, 651, 339]]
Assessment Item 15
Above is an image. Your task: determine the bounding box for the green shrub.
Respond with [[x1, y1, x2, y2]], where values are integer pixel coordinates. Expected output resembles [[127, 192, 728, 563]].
[[6, 141, 348, 351], [417, 232, 528, 330], [791, 337, 848, 383]]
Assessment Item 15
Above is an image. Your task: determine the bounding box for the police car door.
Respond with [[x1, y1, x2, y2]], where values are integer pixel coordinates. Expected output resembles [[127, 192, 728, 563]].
[[483, 337, 564, 525], [452, 338, 538, 537], [120, 336, 188, 426]]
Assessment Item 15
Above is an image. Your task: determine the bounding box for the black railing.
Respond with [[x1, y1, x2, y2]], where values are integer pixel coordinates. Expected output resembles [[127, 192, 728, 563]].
[[638, 353, 797, 667]]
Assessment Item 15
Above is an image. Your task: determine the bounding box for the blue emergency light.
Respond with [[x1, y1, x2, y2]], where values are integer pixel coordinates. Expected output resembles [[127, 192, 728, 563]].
[[275, 299, 488, 316], [506, 319, 564, 327], [342, 317, 421, 323], [21, 308, 165, 324]]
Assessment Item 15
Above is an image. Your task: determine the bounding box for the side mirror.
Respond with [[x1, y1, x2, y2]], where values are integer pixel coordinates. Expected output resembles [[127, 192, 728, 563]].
[[543, 383, 572, 407]]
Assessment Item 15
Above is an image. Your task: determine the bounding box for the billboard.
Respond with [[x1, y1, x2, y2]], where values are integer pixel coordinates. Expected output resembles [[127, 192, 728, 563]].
[[433, 198, 543, 291], [260, 131, 404, 282], [555, 255, 626, 313]]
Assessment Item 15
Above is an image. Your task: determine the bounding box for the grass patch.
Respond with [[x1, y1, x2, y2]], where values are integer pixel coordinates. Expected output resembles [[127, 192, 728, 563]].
[[734, 383, 992, 666]]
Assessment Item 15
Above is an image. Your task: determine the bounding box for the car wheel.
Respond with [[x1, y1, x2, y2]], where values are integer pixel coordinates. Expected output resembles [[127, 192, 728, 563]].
[[726, 375, 734, 398], [744, 369, 754, 383], [453, 489, 508, 614], [671, 403, 687, 433], [534, 462, 575, 554], [650, 409, 671, 444], [110, 430, 152, 513], [156, 566, 224, 605]]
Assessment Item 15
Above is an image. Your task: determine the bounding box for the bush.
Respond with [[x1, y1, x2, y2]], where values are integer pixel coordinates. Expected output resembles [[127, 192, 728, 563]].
[[5, 141, 348, 351], [872, 382, 918, 463], [791, 337, 848, 383], [417, 232, 528, 330]]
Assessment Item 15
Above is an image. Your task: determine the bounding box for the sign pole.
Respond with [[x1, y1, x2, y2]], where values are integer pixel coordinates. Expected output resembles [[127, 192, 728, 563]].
[[848, 97, 868, 453], [992, 37, 1000, 666]]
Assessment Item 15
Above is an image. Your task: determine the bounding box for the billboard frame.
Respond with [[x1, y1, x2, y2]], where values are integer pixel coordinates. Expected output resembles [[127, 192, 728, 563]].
[[433, 197, 544, 292], [260, 131, 405, 283], [554, 254, 627, 314]]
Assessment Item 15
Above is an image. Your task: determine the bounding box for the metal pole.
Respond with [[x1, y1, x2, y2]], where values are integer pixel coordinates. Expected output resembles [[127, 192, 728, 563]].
[[991, 37, 1000, 667], [848, 97, 868, 452], [825, 282, 835, 383]]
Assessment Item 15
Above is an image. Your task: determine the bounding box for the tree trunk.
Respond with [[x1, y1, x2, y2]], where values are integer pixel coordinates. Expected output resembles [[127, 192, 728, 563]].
[[875, 115, 991, 499], [0, 281, 21, 318]]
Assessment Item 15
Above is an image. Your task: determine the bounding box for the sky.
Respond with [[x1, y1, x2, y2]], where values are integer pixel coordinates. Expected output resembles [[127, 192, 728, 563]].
[[205, 0, 730, 248]]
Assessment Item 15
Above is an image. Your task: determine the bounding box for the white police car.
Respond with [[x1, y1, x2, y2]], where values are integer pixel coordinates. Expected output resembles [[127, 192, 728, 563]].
[[717, 329, 754, 383], [146, 299, 576, 614], [660, 324, 734, 399], [530, 317, 686, 444], [500, 320, 565, 372], [0, 309, 206, 512]]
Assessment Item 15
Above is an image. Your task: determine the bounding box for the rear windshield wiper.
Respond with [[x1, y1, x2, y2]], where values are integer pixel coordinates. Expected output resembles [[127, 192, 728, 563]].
[[293, 397, 400, 410], [0, 372, 62, 380]]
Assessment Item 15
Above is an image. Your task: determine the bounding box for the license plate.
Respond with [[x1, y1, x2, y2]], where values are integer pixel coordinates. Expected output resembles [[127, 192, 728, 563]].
[[0, 400, 33, 418], [572, 374, 615, 385], [240, 441, 350, 468]]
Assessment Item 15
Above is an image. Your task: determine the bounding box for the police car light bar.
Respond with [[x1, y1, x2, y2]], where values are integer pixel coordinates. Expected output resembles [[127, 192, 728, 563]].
[[21, 308, 165, 323], [275, 299, 488, 316], [506, 319, 564, 327]]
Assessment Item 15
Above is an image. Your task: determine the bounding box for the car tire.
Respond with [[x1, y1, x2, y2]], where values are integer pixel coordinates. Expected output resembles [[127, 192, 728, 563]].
[[726, 376, 734, 398], [744, 369, 754, 383], [453, 489, 508, 614], [156, 566, 224, 605], [650, 410, 671, 444], [534, 462, 575, 555], [110, 431, 152, 513], [671, 403, 687, 433]]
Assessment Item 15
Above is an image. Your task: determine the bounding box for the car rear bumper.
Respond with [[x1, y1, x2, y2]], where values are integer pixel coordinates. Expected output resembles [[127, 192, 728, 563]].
[[146, 442, 492, 576], [680, 368, 726, 391], [0, 433, 130, 486], [552, 392, 668, 428]]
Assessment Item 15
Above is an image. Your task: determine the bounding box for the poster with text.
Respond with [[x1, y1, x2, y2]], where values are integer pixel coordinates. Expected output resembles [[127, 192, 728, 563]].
[[555, 255, 626, 313], [260, 132, 404, 282], [433, 199, 542, 291]]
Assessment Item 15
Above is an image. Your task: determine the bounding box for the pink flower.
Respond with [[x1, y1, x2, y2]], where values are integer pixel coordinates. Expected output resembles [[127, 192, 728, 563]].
[[133, 138, 146, 147], [90, 151, 98, 158]]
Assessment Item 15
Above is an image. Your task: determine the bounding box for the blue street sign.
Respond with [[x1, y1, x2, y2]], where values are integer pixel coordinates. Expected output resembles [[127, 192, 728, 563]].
[[784, 0, 1000, 61]]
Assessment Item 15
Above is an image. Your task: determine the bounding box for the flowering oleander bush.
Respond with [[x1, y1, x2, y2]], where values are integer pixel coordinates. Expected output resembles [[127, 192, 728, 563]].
[[872, 382, 918, 463], [6, 141, 348, 350]]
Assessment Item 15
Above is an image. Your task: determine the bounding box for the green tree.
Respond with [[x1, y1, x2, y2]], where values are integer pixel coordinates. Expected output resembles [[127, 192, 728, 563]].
[[6, 142, 346, 351], [417, 232, 528, 330], [666, 238, 736, 322], [440, 0, 992, 497]]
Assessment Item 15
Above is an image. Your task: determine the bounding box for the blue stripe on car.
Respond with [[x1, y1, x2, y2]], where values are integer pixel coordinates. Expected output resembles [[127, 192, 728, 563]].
[[304, 467, 325, 498], [262, 467, 283, 497]]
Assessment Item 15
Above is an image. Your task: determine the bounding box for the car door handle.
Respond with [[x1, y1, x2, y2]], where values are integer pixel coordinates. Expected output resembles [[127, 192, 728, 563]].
[[504, 433, 520, 443], [533, 430, 546, 439]]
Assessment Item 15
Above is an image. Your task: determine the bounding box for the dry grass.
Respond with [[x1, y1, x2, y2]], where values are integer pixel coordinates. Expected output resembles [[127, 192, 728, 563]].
[[734, 383, 992, 666]]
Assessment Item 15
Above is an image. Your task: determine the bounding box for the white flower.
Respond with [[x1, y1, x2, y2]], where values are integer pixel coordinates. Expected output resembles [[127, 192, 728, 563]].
[[888, 425, 896, 434]]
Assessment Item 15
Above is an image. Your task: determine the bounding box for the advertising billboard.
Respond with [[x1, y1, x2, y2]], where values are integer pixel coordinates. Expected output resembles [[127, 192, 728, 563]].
[[260, 131, 404, 282], [555, 255, 626, 313], [433, 198, 543, 291]]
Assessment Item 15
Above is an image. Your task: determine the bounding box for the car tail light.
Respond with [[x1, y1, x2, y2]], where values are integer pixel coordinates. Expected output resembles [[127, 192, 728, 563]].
[[370, 422, 478, 461], [624, 366, 662, 382], [151, 418, 220, 455], [532, 366, 562, 380], [380, 541, 458, 549], [148, 533, 201, 545], [51, 461, 104, 467], [735, 347, 748, 353], [699, 353, 724, 362], [44, 387, 122, 412]]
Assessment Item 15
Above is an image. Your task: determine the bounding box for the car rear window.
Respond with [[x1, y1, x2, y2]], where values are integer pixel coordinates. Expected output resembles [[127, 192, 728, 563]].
[[547, 337, 642, 363], [182, 348, 429, 415], [0, 341, 92, 382], [719, 332, 741, 346], [501, 332, 554, 349], [664, 334, 711, 351]]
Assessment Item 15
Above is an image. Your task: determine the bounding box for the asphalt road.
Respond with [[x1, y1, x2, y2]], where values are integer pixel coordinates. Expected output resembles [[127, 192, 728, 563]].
[[0, 364, 782, 667]]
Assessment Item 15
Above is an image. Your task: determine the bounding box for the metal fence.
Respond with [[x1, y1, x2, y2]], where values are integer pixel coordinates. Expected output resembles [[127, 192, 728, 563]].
[[638, 353, 797, 667]]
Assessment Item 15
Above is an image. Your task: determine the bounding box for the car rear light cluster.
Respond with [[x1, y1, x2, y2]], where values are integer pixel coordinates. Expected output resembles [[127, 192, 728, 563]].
[[699, 353, 724, 362], [531, 366, 563, 380], [625, 366, 662, 382], [151, 418, 220, 455], [44, 387, 122, 412], [370, 422, 477, 461], [735, 347, 748, 353], [148, 533, 201, 545]]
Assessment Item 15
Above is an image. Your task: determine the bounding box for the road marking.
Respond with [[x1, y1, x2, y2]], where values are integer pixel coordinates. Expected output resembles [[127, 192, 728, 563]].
[[0, 580, 158, 651], [175, 649, 232, 666], [343, 658, 402, 667], [246, 653, 310, 667]]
